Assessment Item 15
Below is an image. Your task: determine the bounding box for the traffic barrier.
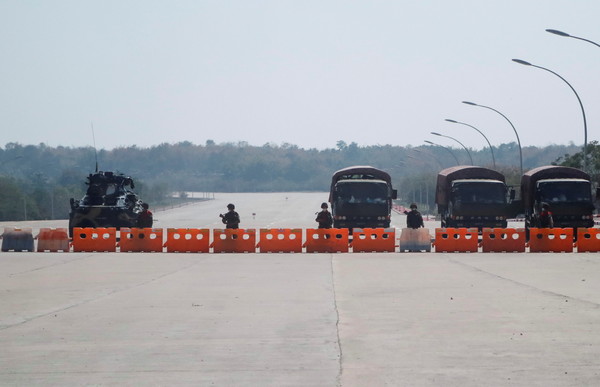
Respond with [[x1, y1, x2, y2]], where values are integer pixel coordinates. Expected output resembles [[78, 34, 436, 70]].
[[481, 228, 526, 253], [304, 228, 349, 253], [1, 227, 34, 252], [399, 228, 432, 252], [258, 229, 302, 253], [434, 228, 478, 253], [576, 228, 600, 253], [72, 227, 117, 252], [528, 228, 573, 253], [165, 228, 210, 253], [36, 228, 70, 252], [352, 228, 396, 253], [119, 228, 164, 252], [211, 229, 256, 253]]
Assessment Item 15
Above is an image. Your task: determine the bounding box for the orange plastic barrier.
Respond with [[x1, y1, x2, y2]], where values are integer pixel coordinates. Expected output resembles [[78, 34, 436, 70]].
[[72, 227, 117, 252], [434, 228, 478, 253], [528, 228, 573, 253], [481, 228, 526, 253], [351, 228, 395, 253], [576, 228, 600, 253], [36, 228, 70, 252], [399, 228, 432, 252], [1, 227, 34, 252], [211, 229, 256, 253], [303, 228, 349, 253], [165, 228, 210, 253], [119, 228, 164, 252], [258, 229, 302, 253]]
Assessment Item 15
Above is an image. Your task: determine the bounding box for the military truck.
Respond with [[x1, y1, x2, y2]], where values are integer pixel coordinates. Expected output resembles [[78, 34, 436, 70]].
[[68, 171, 146, 236], [521, 165, 596, 230], [436, 166, 513, 229], [329, 166, 397, 229]]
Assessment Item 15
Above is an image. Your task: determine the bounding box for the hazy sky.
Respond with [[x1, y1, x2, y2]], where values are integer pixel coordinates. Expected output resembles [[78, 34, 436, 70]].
[[1, 1, 599, 151]]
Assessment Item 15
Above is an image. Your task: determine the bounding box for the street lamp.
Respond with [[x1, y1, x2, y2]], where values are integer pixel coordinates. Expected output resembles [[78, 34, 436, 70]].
[[412, 148, 443, 169], [424, 141, 460, 166], [512, 58, 588, 172], [445, 119, 495, 168], [430, 132, 473, 165], [462, 101, 522, 176], [546, 29, 600, 48]]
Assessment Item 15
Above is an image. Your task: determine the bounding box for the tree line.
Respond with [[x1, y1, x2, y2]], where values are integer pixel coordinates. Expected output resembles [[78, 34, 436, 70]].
[[0, 140, 591, 220]]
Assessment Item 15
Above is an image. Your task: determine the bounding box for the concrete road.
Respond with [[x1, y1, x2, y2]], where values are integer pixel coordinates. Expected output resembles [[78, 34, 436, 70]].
[[2, 193, 600, 386]]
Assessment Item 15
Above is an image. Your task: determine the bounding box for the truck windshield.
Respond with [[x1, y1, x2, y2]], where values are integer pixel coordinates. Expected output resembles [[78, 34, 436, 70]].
[[336, 181, 388, 205], [452, 182, 506, 204], [538, 181, 591, 203]]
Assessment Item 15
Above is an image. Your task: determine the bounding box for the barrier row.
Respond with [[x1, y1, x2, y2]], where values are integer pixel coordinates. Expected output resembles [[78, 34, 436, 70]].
[[2, 227, 600, 253]]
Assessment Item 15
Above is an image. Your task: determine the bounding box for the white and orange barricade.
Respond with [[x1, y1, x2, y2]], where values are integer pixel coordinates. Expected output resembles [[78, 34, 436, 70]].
[[351, 228, 395, 253], [576, 228, 600, 253], [257, 229, 302, 253], [303, 228, 349, 253], [72, 227, 117, 252], [119, 228, 164, 252], [165, 228, 210, 253], [528, 228, 573, 253], [434, 228, 478, 253], [399, 228, 432, 252], [481, 228, 526, 253], [36, 227, 70, 252], [1, 227, 34, 252], [211, 229, 256, 253]]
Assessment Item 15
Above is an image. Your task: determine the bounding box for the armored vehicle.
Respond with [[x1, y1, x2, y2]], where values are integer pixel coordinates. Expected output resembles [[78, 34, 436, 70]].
[[68, 171, 146, 236], [329, 166, 397, 229]]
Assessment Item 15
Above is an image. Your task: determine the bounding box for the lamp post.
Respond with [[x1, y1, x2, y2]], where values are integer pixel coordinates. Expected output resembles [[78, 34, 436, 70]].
[[512, 58, 588, 172], [546, 29, 600, 48], [430, 132, 473, 165], [445, 119, 495, 168], [424, 140, 460, 166], [462, 101, 523, 176]]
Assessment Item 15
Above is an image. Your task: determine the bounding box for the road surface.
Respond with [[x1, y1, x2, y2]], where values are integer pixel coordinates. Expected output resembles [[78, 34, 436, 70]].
[[1, 193, 599, 386]]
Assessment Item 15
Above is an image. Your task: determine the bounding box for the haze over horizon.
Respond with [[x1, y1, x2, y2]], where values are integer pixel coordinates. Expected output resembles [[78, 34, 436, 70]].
[[2, 1, 599, 151]]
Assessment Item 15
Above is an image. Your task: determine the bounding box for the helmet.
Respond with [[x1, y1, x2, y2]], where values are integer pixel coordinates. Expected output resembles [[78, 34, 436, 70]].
[[227, 203, 235, 210], [410, 203, 417, 209], [321, 202, 328, 209], [142, 202, 149, 210]]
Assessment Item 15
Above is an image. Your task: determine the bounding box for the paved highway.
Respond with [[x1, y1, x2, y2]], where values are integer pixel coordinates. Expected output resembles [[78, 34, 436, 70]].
[[1, 193, 600, 386]]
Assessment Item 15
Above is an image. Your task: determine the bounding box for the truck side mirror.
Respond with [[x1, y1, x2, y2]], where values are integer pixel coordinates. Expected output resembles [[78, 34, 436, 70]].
[[509, 189, 516, 201], [392, 189, 398, 200]]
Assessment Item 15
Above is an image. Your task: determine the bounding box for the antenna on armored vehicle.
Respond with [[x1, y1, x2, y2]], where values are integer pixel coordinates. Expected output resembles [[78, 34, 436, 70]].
[[91, 122, 98, 172]]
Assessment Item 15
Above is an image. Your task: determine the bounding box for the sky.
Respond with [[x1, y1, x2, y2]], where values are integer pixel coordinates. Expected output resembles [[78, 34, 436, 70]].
[[1, 1, 599, 151]]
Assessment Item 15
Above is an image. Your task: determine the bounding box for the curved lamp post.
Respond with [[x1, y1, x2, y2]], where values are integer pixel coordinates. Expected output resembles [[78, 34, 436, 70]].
[[424, 140, 460, 166], [461, 101, 523, 175], [546, 29, 600, 48], [512, 58, 588, 172], [445, 119, 495, 168], [430, 132, 473, 165], [412, 148, 443, 169]]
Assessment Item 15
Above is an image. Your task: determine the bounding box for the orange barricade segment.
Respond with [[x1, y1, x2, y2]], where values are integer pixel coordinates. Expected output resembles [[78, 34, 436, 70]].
[[36, 227, 70, 252], [211, 229, 256, 253], [528, 228, 573, 253], [481, 228, 526, 253], [303, 228, 349, 253], [434, 228, 478, 253], [72, 227, 117, 252], [119, 228, 164, 252], [165, 228, 210, 253], [351, 228, 395, 253], [399, 228, 432, 252], [258, 229, 302, 253], [576, 228, 600, 253]]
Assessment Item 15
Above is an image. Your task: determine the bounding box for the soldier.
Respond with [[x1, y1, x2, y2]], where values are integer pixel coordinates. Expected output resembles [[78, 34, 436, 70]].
[[137, 202, 154, 228], [220, 203, 240, 229], [404, 203, 424, 229], [539, 202, 554, 228], [315, 202, 333, 229]]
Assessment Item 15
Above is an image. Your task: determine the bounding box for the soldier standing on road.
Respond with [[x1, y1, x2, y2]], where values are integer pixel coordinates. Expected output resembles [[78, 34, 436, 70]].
[[404, 203, 424, 229], [315, 202, 333, 229], [539, 202, 554, 228], [137, 202, 154, 228], [220, 203, 240, 229]]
